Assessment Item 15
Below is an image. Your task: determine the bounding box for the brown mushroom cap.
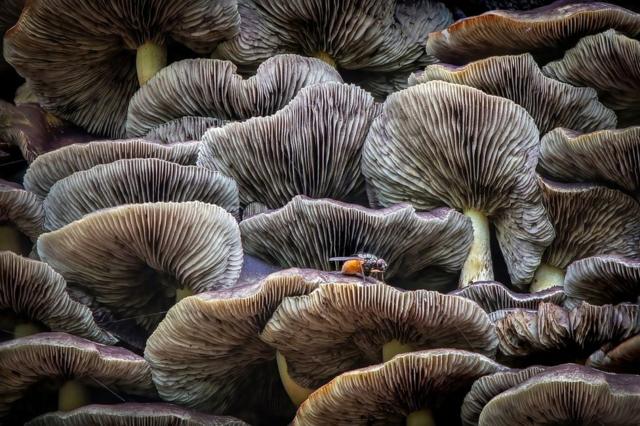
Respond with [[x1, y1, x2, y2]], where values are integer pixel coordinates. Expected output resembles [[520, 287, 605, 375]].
[[0, 0, 23, 73], [37, 201, 243, 331], [240, 196, 473, 288], [426, 1, 640, 65], [198, 83, 377, 209], [4, 0, 240, 137], [126, 55, 342, 137], [409, 54, 617, 135], [478, 364, 640, 425], [0, 179, 44, 245], [145, 117, 227, 144], [0, 251, 115, 344], [450, 281, 566, 313], [587, 334, 640, 374], [26, 403, 250, 426], [543, 29, 640, 126], [43, 158, 239, 230], [23, 139, 199, 199], [292, 349, 506, 426], [539, 127, 640, 196], [362, 80, 554, 287]]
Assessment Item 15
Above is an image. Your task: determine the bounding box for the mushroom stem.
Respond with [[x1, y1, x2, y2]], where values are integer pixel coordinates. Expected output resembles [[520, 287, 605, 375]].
[[406, 409, 436, 426], [58, 380, 90, 412], [276, 351, 314, 406], [13, 322, 43, 338], [313, 51, 337, 68], [460, 209, 493, 286], [0, 225, 30, 255], [382, 339, 414, 362], [136, 42, 167, 86], [530, 263, 565, 292], [175, 287, 193, 303]]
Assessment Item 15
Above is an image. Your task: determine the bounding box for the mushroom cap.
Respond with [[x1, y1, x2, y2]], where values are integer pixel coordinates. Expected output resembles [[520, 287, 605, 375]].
[[127, 55, 342, 137], [4, 0, 240, 137], [292, 349, 506, 426], [450, 281, 566, 313], [44, 158, 240, 230], [240, 196, 473, 286], [262, 283, 498, 389], [0, 180, 44, 241], [409, 54, 617, 135], [426, 1, 640, 65], [198, 82, 378, 209], [478, 364, 640, 425], [0, 0, 23, 71], [0, 332, 156, 419], [37, 201, 243, 331], [543, 29, 640, 127], [587, 334, 640, 374], [565, 255, 640, 306], [539, 178, 640, 269], [0, 251, 115, 344], [23, 139, 199, 199], [145, 117, 227, 144], [539, 127, 640, 195], [26, 403, 250, 426], [362, 80, 554, 287]]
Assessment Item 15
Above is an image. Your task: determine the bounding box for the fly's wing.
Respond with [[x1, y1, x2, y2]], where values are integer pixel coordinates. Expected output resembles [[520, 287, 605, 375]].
[[328, 256, 360, 262]]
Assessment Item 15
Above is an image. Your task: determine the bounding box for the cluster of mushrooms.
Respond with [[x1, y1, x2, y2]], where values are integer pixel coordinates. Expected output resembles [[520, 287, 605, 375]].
[[1, 0, 640, 425]]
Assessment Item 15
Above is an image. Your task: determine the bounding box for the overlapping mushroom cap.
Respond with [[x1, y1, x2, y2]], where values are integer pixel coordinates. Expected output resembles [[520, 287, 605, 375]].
[[43, 158, 239, 230], [587, 334, 640, 374], [127, 55, 342, 137], [199, 83, 378, 208], [4, 0, 240, 137], [23, 139, 199, 199], [240, 196, 472, 288], [451, 281, 566, 313], [0, 179, 43, 254], [37, 201, 243, 331], [363, 80, 554, 287], [543, 30, 640, 126], [409, 54, 617, 134], [292, 349, 506, 425], [145, 117, 227, 144], [0, 251, 114, 343], [426, 1, 640, 64]]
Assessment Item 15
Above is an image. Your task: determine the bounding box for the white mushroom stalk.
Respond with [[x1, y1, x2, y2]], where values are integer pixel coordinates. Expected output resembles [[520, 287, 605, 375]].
[[276, 351, 314, 407], [382, 339, 414, 362], [136, 41, 167, 86], [58, 380, 90, 412], [313, 51, 336, 68], [530, 263, 566, 292], [407, 409, 436, 426], [0, 225, 29, 254], [460, 209, 493, 286]]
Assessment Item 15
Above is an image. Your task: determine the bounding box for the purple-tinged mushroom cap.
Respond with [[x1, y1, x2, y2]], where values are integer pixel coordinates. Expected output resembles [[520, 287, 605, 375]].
[[451, 281, 566, 313], [0, 179, 43, 254], [587, 334, 640, 375], [144, 117, 227, 144]]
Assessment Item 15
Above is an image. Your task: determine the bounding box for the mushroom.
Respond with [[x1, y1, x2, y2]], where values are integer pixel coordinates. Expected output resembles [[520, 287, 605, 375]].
[[126, 55, 342, 137], [26, 403, 250, 426], [37, 201, 243, 332], [0, 0, 24, 100], [292, 349, 507, 426], [213, 0, 453, 97], [450, 281, 566, 313], [426, 1, 640, 65], [530, 179, 640, 292], [543, 29, 640, 126], [0, 179, 43, 254], [539, 127, 640, 198], [0, 332, 156, 424], [198, 83, 378, 209], [261, 283, 497, 406], [145, 117, 227, 144], [240, 196, 473, 289], [362, 81, 554, 287], [3, 0, 240, 137], [587, 334, 640, 374], [44, 158, 240, 231], [0, 251, 115, 343], [23, 139, 199, 199], [409, 54, 617, 135]]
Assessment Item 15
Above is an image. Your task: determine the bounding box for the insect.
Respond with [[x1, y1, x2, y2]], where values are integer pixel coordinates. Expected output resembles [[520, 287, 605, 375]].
[[329, 253, 388, 282]]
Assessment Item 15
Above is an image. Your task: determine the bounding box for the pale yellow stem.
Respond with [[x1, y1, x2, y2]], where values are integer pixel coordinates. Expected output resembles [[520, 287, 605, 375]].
[[313, 51, 337, 68], [0, 225, 31, 255], [460, 209, 493, 287], [136, 42, 167, 86], [276, 351, 314, 406], [407, 409, 436, 426], [58, 380, 90, 412], [175, 287, 193, 303], [382, 339, 414, 362], [530, 263, 565, 292], [13, 322, 43, 338]]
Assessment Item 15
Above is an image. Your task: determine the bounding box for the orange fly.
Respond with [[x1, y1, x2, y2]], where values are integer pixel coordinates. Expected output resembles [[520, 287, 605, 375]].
[[329, 253, 388, 282]]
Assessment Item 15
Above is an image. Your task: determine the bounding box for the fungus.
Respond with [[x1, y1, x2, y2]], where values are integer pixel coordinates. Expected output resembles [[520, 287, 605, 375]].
[[451, 281, 566, 313], [587, 334, 640, 374], [145, 117, 227, 144], [0, 180, 43, 254]]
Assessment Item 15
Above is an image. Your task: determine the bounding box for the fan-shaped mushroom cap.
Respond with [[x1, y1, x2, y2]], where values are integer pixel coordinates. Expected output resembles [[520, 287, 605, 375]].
[[4, 0, 240, 137], [0, 0, 23, 72], [23, 139, 199, 199], [543, 29, 640, 126], [363, 80, 554, 287], [451, 281, 566, 313], [587, 334, 640, 374], [426, 1, 640, 65], [145, 269, 363, 421], [292, 349, 506, 426], [145, 117, 227, 144], [0, 251, 115, 344], [539, 127, 640, 196], [0, 332, 155, 422], [478, 364, 640, 425], [37, 201, 242, 331], [409, 54, 616, 135], [199, 83, 377, 208], [44, 158, 239, 231], [0, 180, 43, 254], [26, 403, 249, 426], [240, 196, 472, 288], [127, 55, 342, 137]]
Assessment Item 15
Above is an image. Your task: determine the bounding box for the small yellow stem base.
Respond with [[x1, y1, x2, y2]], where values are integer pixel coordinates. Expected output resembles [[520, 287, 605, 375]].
[[175, 287, 193, 303], [530, 263, 565, 292], [313, 51, 337, 68], [383, 339, 414, 362], [136, 42, 167, 86], [407, 409, 436, 426], [58, 380, 90, 412], [276, 351, 314, 406], [14, 322, 43, 338], [460, 209, 493, 287], [0, 225, 31, 255]]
